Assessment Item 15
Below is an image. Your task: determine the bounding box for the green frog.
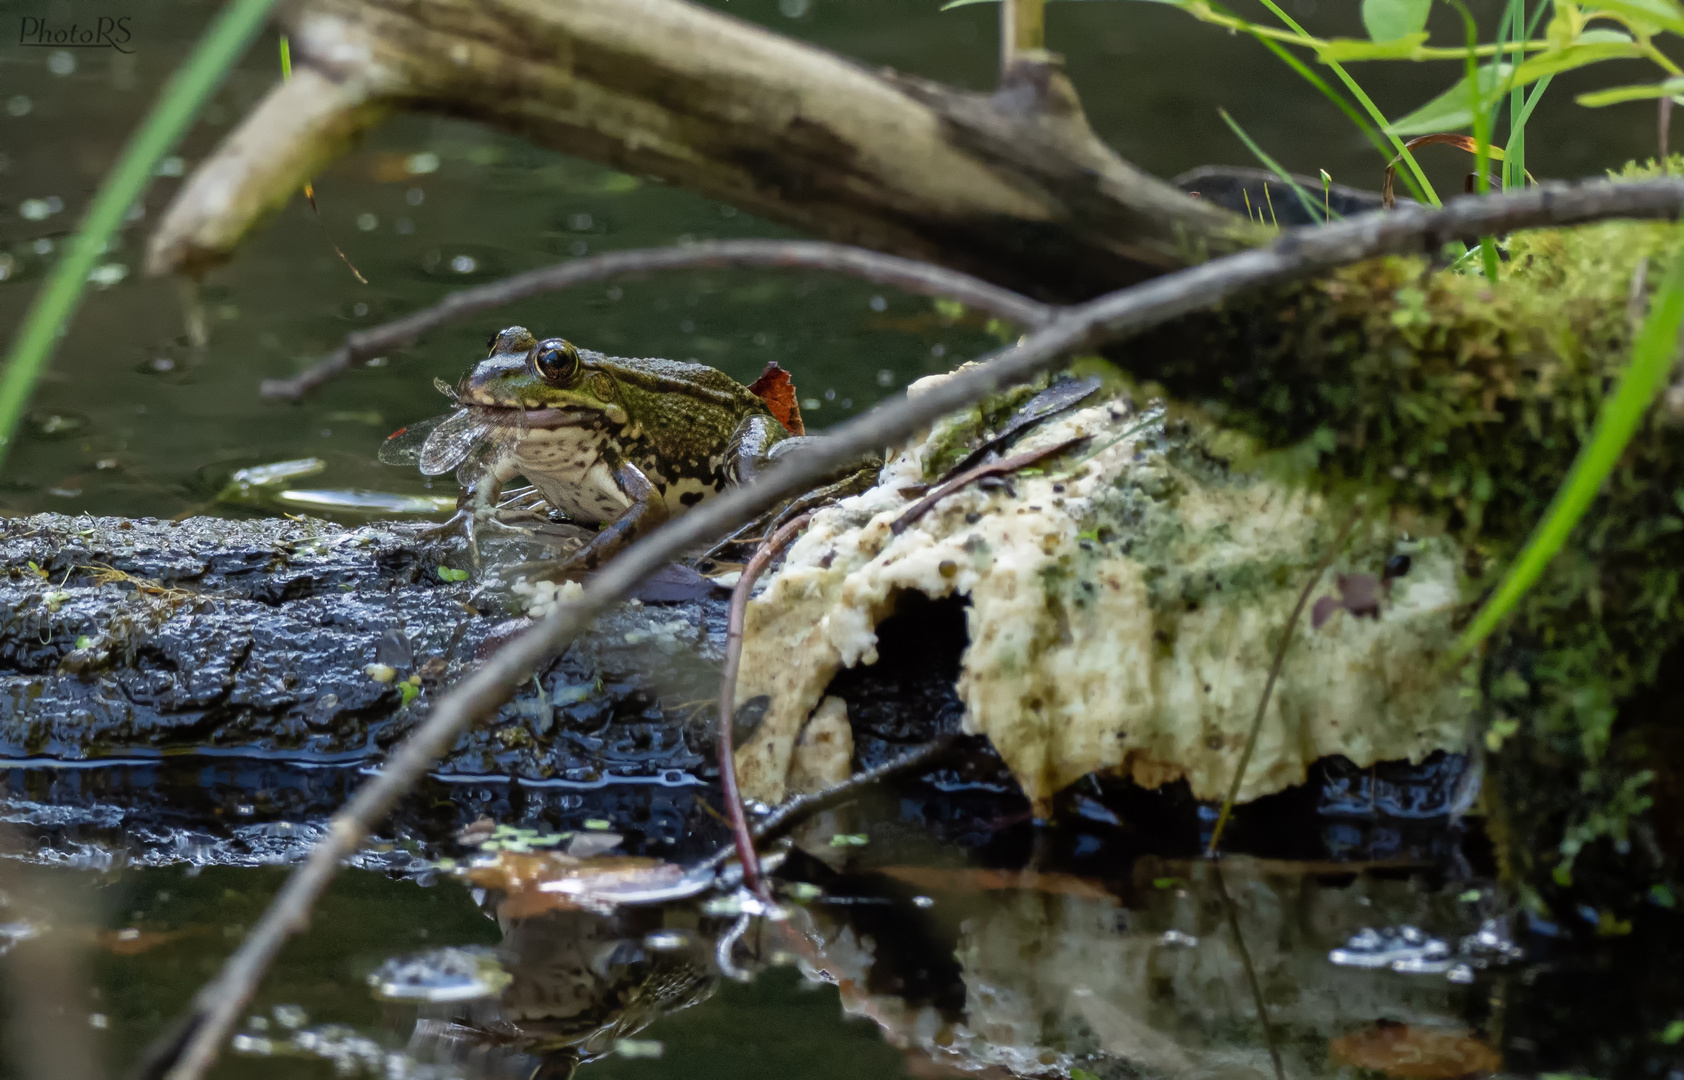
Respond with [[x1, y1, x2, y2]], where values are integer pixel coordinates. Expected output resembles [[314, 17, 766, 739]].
[[383, 326, 860, 572]]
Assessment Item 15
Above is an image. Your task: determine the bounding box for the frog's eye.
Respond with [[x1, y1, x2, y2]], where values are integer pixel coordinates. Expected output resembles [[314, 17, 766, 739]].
[[530, 338, 581, 386]]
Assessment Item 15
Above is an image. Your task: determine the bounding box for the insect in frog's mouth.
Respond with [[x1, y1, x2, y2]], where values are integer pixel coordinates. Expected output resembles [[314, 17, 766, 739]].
[[464, 403, 597, 430]]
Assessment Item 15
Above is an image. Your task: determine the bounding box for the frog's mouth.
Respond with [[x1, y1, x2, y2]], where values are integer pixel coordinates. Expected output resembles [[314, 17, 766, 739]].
[[464, 403, 598, 430]]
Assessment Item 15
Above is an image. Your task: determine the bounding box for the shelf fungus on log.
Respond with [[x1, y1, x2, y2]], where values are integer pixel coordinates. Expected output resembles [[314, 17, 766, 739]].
[[732, 372, 1472, 813]]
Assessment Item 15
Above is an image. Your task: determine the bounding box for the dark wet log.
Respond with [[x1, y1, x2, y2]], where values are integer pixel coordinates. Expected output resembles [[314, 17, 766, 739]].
[[0, 513, 723, 781], [145, 0, 1255, 298]]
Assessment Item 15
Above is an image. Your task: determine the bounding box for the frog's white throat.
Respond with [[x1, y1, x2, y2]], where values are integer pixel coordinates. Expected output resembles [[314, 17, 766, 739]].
[[502, 425, 631, 524]]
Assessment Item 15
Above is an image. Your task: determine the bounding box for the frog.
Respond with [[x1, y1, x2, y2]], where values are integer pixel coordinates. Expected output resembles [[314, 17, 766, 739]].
[[385, 326, 866, 574]]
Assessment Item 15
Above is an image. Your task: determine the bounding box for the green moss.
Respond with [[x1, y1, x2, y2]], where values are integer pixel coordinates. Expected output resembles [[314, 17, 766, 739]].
[[1122, 164, 1684, 904], [921, 380, 1044, 480]]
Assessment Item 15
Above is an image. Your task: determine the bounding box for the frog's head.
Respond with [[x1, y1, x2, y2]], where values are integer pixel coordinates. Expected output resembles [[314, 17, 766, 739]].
[[458, 326, 628, 428]]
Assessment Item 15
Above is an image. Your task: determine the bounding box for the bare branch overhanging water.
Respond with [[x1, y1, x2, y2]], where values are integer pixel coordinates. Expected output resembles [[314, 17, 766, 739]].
[[150, 176, 1684, 1080], [261, 240, 1058, 401]]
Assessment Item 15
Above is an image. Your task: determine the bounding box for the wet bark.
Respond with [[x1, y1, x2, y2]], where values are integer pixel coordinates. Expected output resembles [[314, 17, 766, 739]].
[[145, 0, 1256, 298], [0, 513, 724, 780]]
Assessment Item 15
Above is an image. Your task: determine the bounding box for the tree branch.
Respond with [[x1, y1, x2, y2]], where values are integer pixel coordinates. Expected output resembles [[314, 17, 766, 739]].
[[259, 240, 1055, 401], [147, 0, 1255, 297], [146, 177, 1684, 1080]]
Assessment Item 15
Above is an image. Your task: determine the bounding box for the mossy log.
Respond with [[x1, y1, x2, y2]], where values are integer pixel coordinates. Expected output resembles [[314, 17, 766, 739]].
[[1115, 203, 1684, 903]]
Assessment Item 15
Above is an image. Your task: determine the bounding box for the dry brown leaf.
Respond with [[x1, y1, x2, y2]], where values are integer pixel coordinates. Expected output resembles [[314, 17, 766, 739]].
[[1329, 1021, 1502, 1079], [463, 852, 708, 918], [747, 361, 805, 436], [91, 927, 201, 956], [880, 865, 1114, 900]]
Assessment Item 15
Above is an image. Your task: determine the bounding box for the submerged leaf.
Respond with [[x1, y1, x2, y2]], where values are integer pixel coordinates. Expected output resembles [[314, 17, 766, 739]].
[[463, 851, 714, 917], [1328, 1022, 1502, 1079]]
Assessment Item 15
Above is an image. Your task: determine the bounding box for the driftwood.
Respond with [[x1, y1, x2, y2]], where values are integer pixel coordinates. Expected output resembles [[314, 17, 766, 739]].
[[145, 0, 1255, 297]]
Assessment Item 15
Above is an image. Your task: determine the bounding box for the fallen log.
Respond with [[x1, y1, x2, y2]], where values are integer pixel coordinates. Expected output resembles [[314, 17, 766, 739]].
[[0, 513, 724, 780], [144, 0, 1255, 297]]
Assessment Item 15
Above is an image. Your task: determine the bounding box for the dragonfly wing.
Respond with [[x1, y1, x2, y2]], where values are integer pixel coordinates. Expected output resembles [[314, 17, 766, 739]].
[[418, 409, 492, 476], [378, 415, 445, 467]]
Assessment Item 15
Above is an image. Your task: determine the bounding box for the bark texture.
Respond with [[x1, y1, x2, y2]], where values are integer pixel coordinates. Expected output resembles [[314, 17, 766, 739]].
[[0, 513, 721, 780], [146, 0, 1256, 297]]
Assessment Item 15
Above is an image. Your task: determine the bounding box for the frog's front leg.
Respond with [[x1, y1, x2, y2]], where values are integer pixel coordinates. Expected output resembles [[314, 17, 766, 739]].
[[428, 452, 521, 568], [732, 415, 794, 486], [552, 455, 670, 576]]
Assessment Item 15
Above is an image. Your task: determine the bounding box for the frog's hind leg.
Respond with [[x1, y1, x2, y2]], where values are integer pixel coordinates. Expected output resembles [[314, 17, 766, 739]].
[[543, 458, 669, 578]]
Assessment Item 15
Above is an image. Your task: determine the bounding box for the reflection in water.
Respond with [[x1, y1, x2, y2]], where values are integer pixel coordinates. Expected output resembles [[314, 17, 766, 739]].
[[241, 850, 1510, 1080], [362, 902, 724, 1080]]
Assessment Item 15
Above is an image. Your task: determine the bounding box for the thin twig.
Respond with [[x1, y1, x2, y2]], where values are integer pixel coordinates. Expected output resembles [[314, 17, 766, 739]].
[[1205, 510, 1359, 856], [146, 177, 1684, 1080], [718, 511, 814, 897], [892, 435, 1087, 535], [259, 241, 1056, 401], [1211, 863, 1286, 1080], [699, 736, 956, 871]]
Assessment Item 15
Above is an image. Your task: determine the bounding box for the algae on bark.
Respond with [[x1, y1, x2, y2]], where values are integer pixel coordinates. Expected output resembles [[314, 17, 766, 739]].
[[738, 167, 1684, 902], [733, 375, 1472, 812]]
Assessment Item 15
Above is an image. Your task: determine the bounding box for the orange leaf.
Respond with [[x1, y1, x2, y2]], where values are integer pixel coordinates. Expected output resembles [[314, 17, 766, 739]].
[[1383, 134, 1521, 210], [748, 361, 805, 436], [1329, 1022, 1502, 1079]]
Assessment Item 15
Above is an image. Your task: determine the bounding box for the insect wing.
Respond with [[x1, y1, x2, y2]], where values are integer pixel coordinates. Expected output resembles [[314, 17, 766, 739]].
[[378, 415, 446, 467], [418, 408, 493, 476]]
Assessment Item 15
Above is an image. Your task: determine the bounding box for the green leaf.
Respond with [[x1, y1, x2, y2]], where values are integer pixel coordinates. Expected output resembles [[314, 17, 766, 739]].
[[74, 635, 92, 650], [1508, 40, 1642, 88], [1578, 76, 1684, 106], [0, 0, 279, 468], [436, 565, 470, 582], [1362, 0, 1431, 41], [1315, 32, 1430, 61], [1590, 0, 1684, 36], [1660, 1020, 1684, 1045], [399, 681, 420, 706], [1387, 63, 1513, 134]]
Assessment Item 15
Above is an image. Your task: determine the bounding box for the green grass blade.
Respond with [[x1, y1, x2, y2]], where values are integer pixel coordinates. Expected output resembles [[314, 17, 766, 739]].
[[1218, 109, 1338, 222], [1451, 216, 1684, 661], [1200, 0, 1412, 197], [1252, 0, 1442, 206], [0, 0, 279, 469]]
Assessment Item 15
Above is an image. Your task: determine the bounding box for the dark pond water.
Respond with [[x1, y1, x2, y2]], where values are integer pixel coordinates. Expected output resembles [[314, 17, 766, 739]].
[[3, 1, 1683, 1078]]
